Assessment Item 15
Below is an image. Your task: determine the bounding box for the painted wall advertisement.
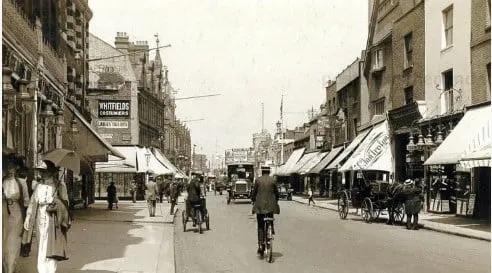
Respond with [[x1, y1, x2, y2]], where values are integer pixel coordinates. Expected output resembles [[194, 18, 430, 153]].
[[98, 100, 130, 117]]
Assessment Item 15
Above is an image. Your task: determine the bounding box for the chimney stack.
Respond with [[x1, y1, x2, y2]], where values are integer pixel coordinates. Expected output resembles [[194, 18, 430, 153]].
[[115, 32, 129, 53]]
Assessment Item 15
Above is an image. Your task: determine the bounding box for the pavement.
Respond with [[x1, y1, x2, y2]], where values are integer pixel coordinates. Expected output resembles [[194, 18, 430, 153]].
[[292, 195, 491, 241], [16, 198, 183, 273], [175, 194, 491, 273]]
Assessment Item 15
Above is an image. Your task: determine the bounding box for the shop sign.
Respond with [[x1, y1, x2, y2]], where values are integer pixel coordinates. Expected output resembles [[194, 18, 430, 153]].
[[355, 132, 390, 169], [97, 120, 129, 129], [98, 100, 130, 117], [100, 133, 113, 139]]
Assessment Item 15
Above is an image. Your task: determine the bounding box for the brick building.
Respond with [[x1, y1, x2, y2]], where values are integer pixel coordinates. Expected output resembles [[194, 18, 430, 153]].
[[470, 0, 491, 104]]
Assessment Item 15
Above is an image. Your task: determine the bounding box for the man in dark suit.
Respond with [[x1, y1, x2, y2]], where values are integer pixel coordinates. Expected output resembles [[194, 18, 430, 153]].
[[251, 168, 280, 255], [186, 177, 202, 226]]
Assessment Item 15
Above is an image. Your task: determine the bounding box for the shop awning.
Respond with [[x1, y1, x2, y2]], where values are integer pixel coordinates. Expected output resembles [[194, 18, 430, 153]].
[[151, 147, 179, 173], [64, 102, 126, 161], [94, 146, 172, 174], [95, 155, 137, 173], [325, 128, 372, 170], [460, 144, 491, 168], [276, 148, 305, 176], [287, 152, 319, 175], [298, 152, 328, 175], [425, 104, 491, 166], [309, 146, 344, 174], [339, 120, 392, 172]]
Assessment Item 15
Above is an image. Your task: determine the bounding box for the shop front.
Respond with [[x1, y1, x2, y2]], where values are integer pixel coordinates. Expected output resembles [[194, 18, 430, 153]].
[[338, 119, 392, 185], [298, 151, 328, 195], [63, 102, 126, 207], [308, 146, 344, 197], [286, 151, 319, 193], [94, 145, 172, 200], [424, 102, 490, 219], [325, 127, 373, 191]]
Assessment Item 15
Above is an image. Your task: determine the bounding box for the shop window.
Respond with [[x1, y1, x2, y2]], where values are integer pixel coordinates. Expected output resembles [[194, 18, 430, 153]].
[[443, 6, 453, 48], [404, 86, 414, 105], [404, 32, 413, 69], [442, 69, 454, 113]]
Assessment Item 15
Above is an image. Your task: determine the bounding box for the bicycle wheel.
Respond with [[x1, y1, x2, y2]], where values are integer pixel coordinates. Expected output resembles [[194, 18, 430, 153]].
[[266, 224, 273, 263], [197, 210, 203, 234]]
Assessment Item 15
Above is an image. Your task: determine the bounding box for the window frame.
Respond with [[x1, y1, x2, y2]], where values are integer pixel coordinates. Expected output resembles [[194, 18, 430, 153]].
[[442, 69, 454, 113], [443, 6, 454, 48], [373, 48, 384, 70], [404, 86, 414, 105], [404, 32, 413, 69]]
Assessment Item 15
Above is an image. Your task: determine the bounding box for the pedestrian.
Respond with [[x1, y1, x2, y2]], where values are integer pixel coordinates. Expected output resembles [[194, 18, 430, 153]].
[[129, 179, 137, 203], [169, 177, 180, 215], [308, 187, 315, 206], [24, 160, 70, 273], [403, 179, 423, 230], [145, 174, 159, 217], [2, 154, 30, 273], [107, 182, 117, 210]]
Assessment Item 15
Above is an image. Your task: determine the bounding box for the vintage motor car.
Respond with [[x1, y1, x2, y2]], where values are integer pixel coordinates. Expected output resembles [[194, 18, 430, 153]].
[[227, 178, 251, 204], [278, 183, 293, 200]]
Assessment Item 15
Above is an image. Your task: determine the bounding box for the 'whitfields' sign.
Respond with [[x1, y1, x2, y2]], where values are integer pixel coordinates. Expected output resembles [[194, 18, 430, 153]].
[[98, 100, 130, 117]]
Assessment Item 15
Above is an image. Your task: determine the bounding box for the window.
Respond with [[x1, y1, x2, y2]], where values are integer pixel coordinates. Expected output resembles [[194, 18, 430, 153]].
[[487, 0, 491, 28], [487, 63, 491, 95], [373, 48, 384, 70], [442, 70, 454, 113], [443, 6, 453, 48], [404, 86, 414, 105], [373, 98, 385, 115], [404, 32, 413, 69]]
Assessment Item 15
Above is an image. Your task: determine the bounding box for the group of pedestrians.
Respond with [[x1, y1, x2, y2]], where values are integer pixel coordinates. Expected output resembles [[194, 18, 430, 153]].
[[3, 153, 70, 273], [106, 172, 182, 217]]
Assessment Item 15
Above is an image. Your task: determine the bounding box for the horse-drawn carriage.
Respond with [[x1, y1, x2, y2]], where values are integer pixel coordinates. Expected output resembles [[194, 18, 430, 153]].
[[337, 180, 405, 223]]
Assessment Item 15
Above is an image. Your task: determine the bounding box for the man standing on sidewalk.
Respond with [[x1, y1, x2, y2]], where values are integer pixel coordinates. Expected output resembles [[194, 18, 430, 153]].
[[169, 177, 180, 215], [308, 187, 315, 206], [146, 175, 159, 217]]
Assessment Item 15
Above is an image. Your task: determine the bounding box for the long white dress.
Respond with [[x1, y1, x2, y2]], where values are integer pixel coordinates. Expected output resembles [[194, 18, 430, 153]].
[[33, 184, 57, 273]]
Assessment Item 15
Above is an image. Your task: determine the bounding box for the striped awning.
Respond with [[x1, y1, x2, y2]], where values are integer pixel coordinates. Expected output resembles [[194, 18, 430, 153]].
[[425, 104, 491, 166]]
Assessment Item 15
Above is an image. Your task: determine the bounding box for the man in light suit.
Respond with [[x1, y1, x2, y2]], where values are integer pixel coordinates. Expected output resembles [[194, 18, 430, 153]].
[[145, 175, 159, 217]]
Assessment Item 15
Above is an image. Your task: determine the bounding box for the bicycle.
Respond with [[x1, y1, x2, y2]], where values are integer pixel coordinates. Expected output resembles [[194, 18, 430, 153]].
[[261, 216, 275, 263]]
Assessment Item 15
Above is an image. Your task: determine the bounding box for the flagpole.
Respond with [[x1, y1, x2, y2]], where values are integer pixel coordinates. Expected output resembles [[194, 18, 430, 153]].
[[280, 94, 284, 164]]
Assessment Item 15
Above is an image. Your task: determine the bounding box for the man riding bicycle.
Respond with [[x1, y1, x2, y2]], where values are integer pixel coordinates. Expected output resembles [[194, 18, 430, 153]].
[[251, 167, 280, 255], [186, 176, 202, 227]]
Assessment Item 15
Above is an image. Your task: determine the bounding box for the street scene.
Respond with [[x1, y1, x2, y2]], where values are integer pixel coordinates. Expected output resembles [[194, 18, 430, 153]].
[[2, 0, 491, 272]]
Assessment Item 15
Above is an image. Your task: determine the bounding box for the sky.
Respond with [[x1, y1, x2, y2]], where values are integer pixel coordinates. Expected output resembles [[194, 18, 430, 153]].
[[88, 0, 369, 159]]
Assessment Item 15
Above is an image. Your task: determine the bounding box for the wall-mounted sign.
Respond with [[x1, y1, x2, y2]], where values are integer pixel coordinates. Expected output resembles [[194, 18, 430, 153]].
[[100, 133, 114, 139], [97, 121, 129, 129], [98, 100, 130, 117]]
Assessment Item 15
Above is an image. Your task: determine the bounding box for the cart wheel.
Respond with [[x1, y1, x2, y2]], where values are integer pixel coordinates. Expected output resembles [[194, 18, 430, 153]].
[[337, 191, 349, 219], [362, 197, 373, 223], [181, 210, 187, 232], [197, 210, 203, 234], [394, 203, 405, 224]]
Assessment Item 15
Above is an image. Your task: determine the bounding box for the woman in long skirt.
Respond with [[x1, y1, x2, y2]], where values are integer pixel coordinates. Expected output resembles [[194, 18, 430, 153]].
[[2, 154, 29, 273], [24, 160, 70, 273]]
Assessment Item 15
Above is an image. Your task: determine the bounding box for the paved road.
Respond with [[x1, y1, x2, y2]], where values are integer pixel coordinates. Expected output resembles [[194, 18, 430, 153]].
[[175, 194, 490, 273]]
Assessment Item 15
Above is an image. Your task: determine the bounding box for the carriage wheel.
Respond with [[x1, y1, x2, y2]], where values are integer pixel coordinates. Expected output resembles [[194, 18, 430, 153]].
[[181, 210, 187, 232], [362, 197, 373, 223], [394, 203, 405, 224], [337, 191, 349, 219]]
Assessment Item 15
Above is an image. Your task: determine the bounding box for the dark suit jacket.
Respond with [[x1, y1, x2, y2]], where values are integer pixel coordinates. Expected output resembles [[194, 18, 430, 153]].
[[252, 175, 280, 214], [187, 180, 201, 202]]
